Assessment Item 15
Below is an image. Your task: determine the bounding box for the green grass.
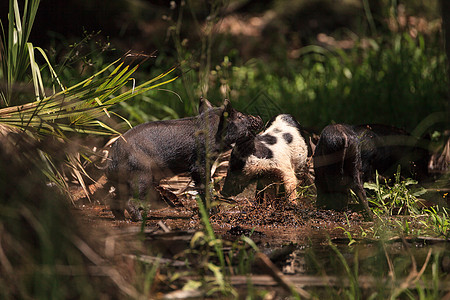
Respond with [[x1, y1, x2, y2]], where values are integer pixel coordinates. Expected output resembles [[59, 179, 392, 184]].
[[1, 0, 449, 298], [32, 1, 448, 136], [365, 168, 427, 216], [116, 30, 448, 137], [304, 238, 448, 299], [424, 206, 450, 238]]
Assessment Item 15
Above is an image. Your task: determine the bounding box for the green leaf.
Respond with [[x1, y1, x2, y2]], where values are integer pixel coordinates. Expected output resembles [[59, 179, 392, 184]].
[[364, 182, 379, 191]]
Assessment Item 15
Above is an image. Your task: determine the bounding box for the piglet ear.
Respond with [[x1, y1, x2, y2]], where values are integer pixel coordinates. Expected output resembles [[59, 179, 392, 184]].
[[216, 99, 232, 139], [221, 98, 232, 114], [198, 97, 213, 114], [251, 115, 263, 132]]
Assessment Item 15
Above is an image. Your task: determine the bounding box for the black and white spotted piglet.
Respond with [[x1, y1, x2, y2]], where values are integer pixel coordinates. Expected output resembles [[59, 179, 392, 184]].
[[221, 114, 312, 203]]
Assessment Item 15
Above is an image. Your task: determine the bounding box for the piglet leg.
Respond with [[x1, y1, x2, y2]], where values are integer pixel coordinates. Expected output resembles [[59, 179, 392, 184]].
[[283, 170, 299, 203]]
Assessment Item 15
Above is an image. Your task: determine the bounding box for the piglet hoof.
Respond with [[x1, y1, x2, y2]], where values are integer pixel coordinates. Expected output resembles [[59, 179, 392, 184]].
[[126, 200, 144, 222]]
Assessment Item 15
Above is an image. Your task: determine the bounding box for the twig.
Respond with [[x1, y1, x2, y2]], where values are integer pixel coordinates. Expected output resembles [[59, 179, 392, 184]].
[[382, 242, 395, 282], [162, 289, 204, 299], [413, 248, 432, 285], [255, 252, 312, 299], [157, 221, 171, 233], [390, 239, 433, 299], [72, 235, 144, 299], [123, 254, 187, 268], [185, 274, 450, 291], [402, 235, 418, 278]]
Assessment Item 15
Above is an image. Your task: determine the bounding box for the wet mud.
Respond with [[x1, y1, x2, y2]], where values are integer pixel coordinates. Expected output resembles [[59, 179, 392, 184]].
[[74, 171, 368, 246], [71, 170, 450, 297]]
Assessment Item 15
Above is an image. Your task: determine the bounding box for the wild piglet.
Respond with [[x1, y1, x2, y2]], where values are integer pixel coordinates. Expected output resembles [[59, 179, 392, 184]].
[[313, 123, 429, 218], [221, 114, 312, 203], [106, 98, 263, 221]]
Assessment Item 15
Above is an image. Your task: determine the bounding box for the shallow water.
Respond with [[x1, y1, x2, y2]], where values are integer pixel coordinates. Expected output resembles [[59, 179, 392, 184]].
[[73, 173, 450, 297]]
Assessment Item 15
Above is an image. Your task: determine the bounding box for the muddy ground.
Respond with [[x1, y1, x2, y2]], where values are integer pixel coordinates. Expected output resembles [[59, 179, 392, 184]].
[[73, 163, 368, 247], [70, 161, 450, 298]]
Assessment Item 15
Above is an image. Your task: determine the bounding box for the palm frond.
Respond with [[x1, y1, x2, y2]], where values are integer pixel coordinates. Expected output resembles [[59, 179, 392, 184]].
[[0, 57, 178, 136], [0, 0, 180, 202]]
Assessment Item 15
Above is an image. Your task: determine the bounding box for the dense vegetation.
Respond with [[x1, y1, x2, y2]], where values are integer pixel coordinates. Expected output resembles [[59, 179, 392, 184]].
[[0, 0, 449, 298]]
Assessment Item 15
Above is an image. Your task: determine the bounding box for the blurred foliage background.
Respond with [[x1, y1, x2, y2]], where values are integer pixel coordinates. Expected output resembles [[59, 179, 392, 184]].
[[1, 0, 447, 133]]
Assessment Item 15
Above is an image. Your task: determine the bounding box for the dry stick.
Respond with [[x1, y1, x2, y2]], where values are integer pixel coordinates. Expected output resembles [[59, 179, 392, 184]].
[[123, 254, 187, 268], [401, 236, 433, 285], [157, 220, 171, 233], [391, 238, 420, 298], [413, 249, 432, 285], [403, 235, 419, 278], [186, 273, 450, 294], [255, 252, 312, 299], [383, 242, 396, 282], [391, 239, 433, 299], [72, 235, 144, 299], [255, 181, 283, 206], [226, 274, 450, 290]]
